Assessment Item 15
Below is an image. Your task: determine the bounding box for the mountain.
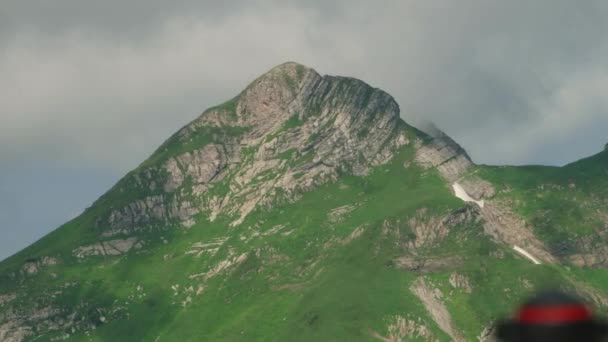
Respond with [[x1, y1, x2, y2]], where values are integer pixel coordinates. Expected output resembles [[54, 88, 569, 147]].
[[1, 62, 607, 341]]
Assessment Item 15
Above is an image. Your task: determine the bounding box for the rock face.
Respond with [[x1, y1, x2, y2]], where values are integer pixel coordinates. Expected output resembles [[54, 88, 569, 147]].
[[415, 126, 473, 182], [98, 62, 408, 233], [372, 315, 433, 341], [405, 207, 478, 250], [480, 201, 555, 263], [411, 277, 465, 341], [449, 272, 473, 293], [20, 257, 58, 276], [568, 232, 608, 267], [73, 237, 143, 258]]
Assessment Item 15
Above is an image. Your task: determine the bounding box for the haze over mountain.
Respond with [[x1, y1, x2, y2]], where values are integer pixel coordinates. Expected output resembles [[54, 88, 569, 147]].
[[1, 63, 607, 341]]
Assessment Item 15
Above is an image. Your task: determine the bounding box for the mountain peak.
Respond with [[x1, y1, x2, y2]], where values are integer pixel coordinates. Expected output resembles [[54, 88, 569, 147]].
[[247, 61, 318, 95], [264, 61, 313, 76], [5, 63, 608, 342], [196, 61, 401, 136], [114, 62, 412, 230]]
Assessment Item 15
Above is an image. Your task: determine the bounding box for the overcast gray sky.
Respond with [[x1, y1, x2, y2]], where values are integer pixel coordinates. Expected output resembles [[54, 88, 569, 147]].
[[2, 0, 608, 260]]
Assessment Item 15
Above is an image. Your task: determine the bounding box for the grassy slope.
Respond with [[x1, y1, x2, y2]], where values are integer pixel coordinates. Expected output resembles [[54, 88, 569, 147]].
[[476, 149, 608, 246], [1, 120, 606, 341], [2, 137, 596, 341], [474, 149, 608, 308]]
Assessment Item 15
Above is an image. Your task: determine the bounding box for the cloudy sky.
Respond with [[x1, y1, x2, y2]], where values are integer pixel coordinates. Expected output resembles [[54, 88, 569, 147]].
[[2, 0, 608, 260]]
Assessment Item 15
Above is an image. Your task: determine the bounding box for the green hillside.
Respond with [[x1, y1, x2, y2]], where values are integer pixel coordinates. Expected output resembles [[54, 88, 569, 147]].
[[1, 63, 607, 342]]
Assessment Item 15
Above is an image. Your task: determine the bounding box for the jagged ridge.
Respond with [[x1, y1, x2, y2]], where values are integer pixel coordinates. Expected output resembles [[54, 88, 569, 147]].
[[95, 62, 412, 235]]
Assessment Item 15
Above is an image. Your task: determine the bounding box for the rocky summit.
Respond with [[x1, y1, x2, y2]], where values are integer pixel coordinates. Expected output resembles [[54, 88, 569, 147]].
[[1, 62, 607, 341]]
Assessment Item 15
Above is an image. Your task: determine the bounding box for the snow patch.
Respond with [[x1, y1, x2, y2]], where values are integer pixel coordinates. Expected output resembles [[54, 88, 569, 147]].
[[452, 182, 484, 208], [513, 246, 541, 265]]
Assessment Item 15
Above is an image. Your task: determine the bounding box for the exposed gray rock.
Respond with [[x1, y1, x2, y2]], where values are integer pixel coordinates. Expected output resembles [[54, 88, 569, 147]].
[[410, 277, 465, 341], [480, 200, 555, 263], [415, 128, 554, 263], [0, 306, 66, 342], [180, 145, 224, 184], [101, 62, 408, 231], [407, 207, 476, 249], [163, 158, 185, 193], [394, 255, 464, 273], [168, 200, 198, 223], [201, 64, 407, 226], [107, 195, 167, 231], [449, 272, 473, 293], [327, 204, 359, 224], [0, 319, 31, 342], [477, 325, 496, 342], [567, 233, 608, 267], [459, 176, 496, 200], [74, 237, 143, 258], [21, 256, 58, 275], [163, 144, 227, 193], [371, 315, 433, 341], [415, 127, 472, 182]]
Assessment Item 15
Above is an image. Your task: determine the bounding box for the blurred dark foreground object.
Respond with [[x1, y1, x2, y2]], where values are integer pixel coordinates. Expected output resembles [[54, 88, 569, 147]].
[[496, 290, 608, 341]]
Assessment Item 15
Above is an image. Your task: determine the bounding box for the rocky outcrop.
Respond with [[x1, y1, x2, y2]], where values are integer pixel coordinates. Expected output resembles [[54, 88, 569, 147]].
[[477, 325, 496, 342], [185, 237, 228, 257], [99, 62, 409, 232], [20, 256, 58, 275], [327, 204, 359, 224], [372, 315, 433, 341], [394, 255, 464, 273], [406, 207, 479, 250], [217, 68, 407, 225], [74, 237, 143, 258], [410, 277, 465, 341], [104, 194, 198, 236], [3, 302, 115, 342], [458, 176, 496, 201], [0, 319, 31, 342], [567, 232, 608, 267], [480, 201, 555, 263], [383, 207, 478, 273], [0, 306, 66, 342], [415, 126, 472, 182], [163, 143, 233, 193], [449, 272, 472, 293], [415, 129, 554, 263], [107, 195, 167, 230]]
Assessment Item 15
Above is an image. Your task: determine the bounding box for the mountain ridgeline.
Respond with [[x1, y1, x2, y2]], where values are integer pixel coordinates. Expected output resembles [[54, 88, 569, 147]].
[[1, 62, 607, 341]]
